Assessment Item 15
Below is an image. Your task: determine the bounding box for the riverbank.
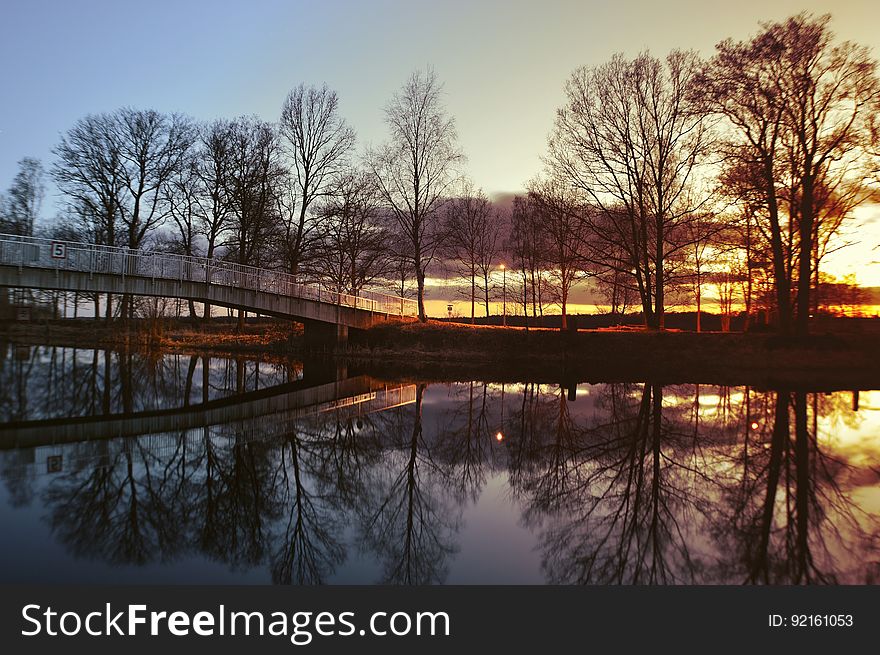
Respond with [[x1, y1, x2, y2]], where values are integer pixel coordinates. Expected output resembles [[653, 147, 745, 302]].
[[2, 317, 879, 389], [0, 317, 300, 357], [348, 320, 880, 389]]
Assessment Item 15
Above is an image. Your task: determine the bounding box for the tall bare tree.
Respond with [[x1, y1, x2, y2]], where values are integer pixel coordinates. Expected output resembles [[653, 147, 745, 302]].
[[194, 120, 236, 263], [279, 83, 356, 279], [115, 108, 195, 251], [775, 15, 880, 334], [369, 68, 463, 321], [507, 195, 549, 321], [163, 150, 202, 317], [225, 117, 285, 329], [194, 120, 237, 320], [701, 14, 880, 335], [549, 51, 713, 329], [53, 114, 126, 320]]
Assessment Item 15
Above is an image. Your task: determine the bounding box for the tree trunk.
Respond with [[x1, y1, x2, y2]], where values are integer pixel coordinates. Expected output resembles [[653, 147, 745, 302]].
[[416, 266, 427, 322], [560, 287, 568, 331], [470, 271, 475, 324], [795, 176, 814, 336], [484, 272, 490, 319], [793, 391, 811, 581], [654, 219, 664, 330], [765, 172, 792, 335]]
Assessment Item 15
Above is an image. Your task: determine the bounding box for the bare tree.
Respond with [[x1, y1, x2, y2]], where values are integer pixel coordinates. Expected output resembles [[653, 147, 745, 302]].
[[53, 109, 195, 319], [549, 51, 713, 329], [163, 151, 202, 317], [527, 177, 592, 329], [369, 68, 463, 321], [194, 120, 236, 320], [443, 182, 501, 320], [53, 114, 127, 320], [2, 157, 44, 236], [225, 117, 285, 329], [507, 195, 549, 322], [115, 109, 196, 318], [683, 210, 730, 332], [776, 16, 880, 334], [279, 83, 356, 278], [700, 14, 880, 335], [593, 267, 637, 316], [114, 108, 195, 251], [312, 169, 390, 296]]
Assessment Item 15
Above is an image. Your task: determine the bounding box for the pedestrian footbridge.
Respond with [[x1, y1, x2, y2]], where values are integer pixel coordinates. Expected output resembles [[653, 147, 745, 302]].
[[0, 233, 418, 342]]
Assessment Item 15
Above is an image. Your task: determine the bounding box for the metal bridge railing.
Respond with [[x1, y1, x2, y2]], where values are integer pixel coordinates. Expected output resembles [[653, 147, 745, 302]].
[[0, 233, 419, 317]]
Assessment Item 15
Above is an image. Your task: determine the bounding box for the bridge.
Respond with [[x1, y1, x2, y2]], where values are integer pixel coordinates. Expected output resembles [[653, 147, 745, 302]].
[[0, 375, 417, 453], [0, 233, 418, 344]]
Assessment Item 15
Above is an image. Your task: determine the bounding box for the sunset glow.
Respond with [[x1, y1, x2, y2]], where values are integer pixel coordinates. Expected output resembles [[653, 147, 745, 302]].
[[1, 1, 880, 636]]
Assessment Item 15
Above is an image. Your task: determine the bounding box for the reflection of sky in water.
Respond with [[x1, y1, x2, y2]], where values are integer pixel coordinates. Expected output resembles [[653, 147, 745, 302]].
[[0, 348, 879, 585]]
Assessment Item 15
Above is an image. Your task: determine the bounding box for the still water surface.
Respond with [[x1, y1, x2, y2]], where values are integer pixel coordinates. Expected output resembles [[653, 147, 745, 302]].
[[1, 345, 878, 584]]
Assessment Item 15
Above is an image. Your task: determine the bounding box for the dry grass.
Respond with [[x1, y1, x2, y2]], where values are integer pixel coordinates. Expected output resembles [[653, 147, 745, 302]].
[[0, 318, 301, 356]]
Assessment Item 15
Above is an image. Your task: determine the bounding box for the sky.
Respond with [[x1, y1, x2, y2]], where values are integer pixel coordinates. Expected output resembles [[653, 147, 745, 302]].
[[1, 0, 879, 301]]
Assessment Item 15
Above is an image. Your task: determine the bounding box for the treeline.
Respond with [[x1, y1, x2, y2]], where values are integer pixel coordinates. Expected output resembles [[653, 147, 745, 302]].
[[2, 13, 879, 333]]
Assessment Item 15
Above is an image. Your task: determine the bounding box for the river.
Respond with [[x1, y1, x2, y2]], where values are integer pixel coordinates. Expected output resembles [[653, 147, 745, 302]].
[[1, 345, 878, 584]]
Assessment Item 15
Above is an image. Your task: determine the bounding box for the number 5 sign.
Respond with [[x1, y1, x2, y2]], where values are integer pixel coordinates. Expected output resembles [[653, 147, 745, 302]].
[[50, 241, 67, 259]]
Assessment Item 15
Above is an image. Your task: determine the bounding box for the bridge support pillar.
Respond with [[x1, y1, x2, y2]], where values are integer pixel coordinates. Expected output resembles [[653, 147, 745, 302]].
[[303, 319, 348, 352]]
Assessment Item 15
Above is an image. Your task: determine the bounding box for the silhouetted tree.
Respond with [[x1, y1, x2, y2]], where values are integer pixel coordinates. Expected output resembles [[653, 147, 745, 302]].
[[507, 195, 549, 322], [279, 83, 356, 279], [700, 14, 880, 335], [1, 157, 44, 236], [53, 114, 126, 320], [312, 169, 391, 296], [225, 117, 285, 328], [443, 182, 502, 320], [369, 69, 463, 321], [527, 177, 592, 329], [549, 51, 713, 328]]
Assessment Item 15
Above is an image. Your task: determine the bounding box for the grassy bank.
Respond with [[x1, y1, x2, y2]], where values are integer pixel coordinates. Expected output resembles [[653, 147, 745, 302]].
[[349, 320, 880, 389], [0, 317, 300, 357]]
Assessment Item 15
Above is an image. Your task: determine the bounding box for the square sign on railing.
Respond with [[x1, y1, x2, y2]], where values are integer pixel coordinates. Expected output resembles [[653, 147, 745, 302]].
[[50, 242, 67, 259]]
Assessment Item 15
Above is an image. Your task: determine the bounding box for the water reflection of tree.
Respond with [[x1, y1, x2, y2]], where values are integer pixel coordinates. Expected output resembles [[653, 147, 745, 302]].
[[355, 385, 461, 584], [509, 383, 719, 584], [7, 367, 879, 586], [195, 435, 283, 569], [507, 382, 880, 584], [266, 411, 387, 585], [712, 390, 880, 584], [31, 384, 440, 584], [431, 382, 500, 503], [44, 439, 195, 565], [0, 346, 291, 424]]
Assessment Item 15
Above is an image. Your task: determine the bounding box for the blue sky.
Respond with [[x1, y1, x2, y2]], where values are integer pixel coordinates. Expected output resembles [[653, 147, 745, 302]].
[[1, 0, 879, 286], [4, 0, 879, 194]]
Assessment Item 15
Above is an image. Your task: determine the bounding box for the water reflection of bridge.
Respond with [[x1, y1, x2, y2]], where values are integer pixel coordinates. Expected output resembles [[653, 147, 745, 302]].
[[0, 375, 417, 452]]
